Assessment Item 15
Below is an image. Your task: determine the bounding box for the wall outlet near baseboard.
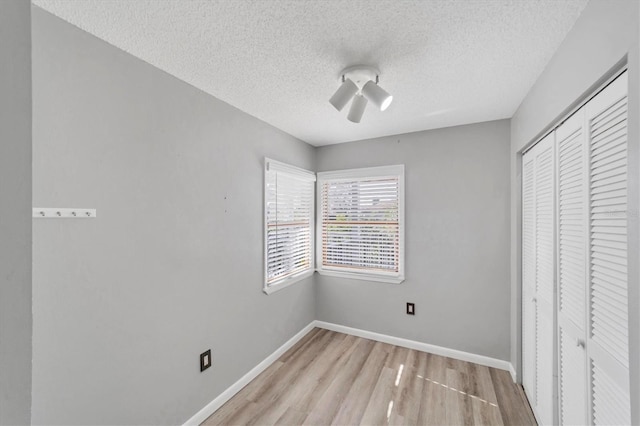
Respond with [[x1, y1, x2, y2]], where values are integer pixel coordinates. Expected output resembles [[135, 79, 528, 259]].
[[200, 350, 212, 372], [406, 303, 415, 315]]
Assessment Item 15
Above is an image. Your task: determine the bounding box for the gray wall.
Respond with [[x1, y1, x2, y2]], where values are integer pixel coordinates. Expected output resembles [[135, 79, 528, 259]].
[[315, 120, 511, 361], [509, 0, 640, 422], [31, 8, 315, 425], [0, 1, 32, 424]]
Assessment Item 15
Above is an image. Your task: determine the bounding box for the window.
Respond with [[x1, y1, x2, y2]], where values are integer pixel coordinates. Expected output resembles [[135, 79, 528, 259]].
[[316, 165, 404, 283], [264, 158, 315, 293]]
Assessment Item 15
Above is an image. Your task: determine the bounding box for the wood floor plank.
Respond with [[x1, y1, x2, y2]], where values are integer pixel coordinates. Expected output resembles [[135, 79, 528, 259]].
[[240, 361, 285, 404], [469, 365, 503, 426], [273, 407, 308, 426], [359, 365, 395, 425], [247, 332, 350, 425], [490, 367, 536, 426], [470, 363, 500, 404], [206, 400, 262, 426], [516, 384, 537, 425], [302, 338, 376, 425], [331, 341, 390, 425], [201, 329, 536, 426], [245, 329, 335, 407], [201, 361, 284, 425], [392, 349, 427, 424], [278, 327, 322, 363], [451, 360, 481, 425], [445, 367, 465, 425], [287, 334, 360, 414], [206, 329, 334, 425], [417, 353, 448, 425], [472, 397, 500, 426], [384, 343, 410, 371], [383, 345, 415, 424]]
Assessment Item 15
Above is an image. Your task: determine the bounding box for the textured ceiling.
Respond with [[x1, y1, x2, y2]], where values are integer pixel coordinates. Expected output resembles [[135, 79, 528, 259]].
[[32, 0, 588, 146]]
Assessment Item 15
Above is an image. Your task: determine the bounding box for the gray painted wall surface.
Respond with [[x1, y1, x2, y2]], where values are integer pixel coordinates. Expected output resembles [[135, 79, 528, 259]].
[[509, 0, 640, 421], [315, 120, 511, 361], [31, 9, 315, 425], [0, 1, 32, 424]]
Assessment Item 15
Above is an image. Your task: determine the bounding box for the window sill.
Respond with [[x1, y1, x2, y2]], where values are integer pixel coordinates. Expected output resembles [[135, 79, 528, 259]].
[[263, 270, 314, 295], [316, 269, 404, 284]]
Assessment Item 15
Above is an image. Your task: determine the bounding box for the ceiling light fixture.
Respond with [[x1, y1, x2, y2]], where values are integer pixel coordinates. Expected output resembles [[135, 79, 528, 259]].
[[329, 78, 359, 111], [362, 80, 393, 111], [329, 65, 392, 123], [347, 94, 368, 123]]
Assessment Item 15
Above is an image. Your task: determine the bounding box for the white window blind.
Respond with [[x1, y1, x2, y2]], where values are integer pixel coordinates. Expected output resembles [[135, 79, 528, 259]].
[[264, 158, 315, 293], [317, 165, 404, 283]]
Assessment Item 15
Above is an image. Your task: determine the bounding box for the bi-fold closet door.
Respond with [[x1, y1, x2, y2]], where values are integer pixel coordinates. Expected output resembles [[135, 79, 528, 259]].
[[523, 70, 630, 425], [556, 101, 589, 426], [522, 132, 556, 426], [557, 71, 630, 425]]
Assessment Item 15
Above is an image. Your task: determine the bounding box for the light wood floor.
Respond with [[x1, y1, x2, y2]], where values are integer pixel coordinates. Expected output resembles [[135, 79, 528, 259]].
[[203, 328, 536, 425]]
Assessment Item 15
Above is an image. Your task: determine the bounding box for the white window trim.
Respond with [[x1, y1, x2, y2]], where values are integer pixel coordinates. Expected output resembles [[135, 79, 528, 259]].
[[263, 158, 316, 294], [315, 164, 405, 284], [263, 270, 314, 295]]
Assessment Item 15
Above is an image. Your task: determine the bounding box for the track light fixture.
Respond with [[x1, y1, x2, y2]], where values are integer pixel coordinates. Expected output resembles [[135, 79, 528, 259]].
[[347, 94, 368, 123], [329, 78, 359, 111], [329, 65, 392, 123], [362, 80, 393, 111]]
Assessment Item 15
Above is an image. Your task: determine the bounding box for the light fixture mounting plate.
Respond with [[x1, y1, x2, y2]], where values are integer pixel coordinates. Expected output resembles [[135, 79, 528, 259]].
[[339, 65, 380, 88]]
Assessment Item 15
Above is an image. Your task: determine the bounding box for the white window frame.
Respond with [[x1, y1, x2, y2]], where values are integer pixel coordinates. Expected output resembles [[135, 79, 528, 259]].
[[316, 165, 405, 284], [263, 158, 315, 294]]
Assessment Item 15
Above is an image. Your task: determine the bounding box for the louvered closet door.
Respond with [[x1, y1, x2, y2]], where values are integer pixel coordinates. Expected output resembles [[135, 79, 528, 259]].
[[556, 111, 588, 426], [522, 152, 537, 408], [585, 71, 630, 425], [533, 134, 556, 426], [522, 133, 555, 425]]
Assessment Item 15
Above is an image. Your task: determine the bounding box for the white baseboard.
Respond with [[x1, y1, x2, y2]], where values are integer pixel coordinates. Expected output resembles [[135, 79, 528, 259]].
[[314, 321, 514, 374], [182, 321, 316, 426], [509, 362, 518, 383], [185, 320, 516, 425]]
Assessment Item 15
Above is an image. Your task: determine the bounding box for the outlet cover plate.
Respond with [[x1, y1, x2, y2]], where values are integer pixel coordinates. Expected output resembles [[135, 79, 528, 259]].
[[200, 349, 212, 372], [406, 303, 415, 315]]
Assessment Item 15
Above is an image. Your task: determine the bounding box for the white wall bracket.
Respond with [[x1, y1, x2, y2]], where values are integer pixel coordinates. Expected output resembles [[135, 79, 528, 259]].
[[33, 208, 96, 218]]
